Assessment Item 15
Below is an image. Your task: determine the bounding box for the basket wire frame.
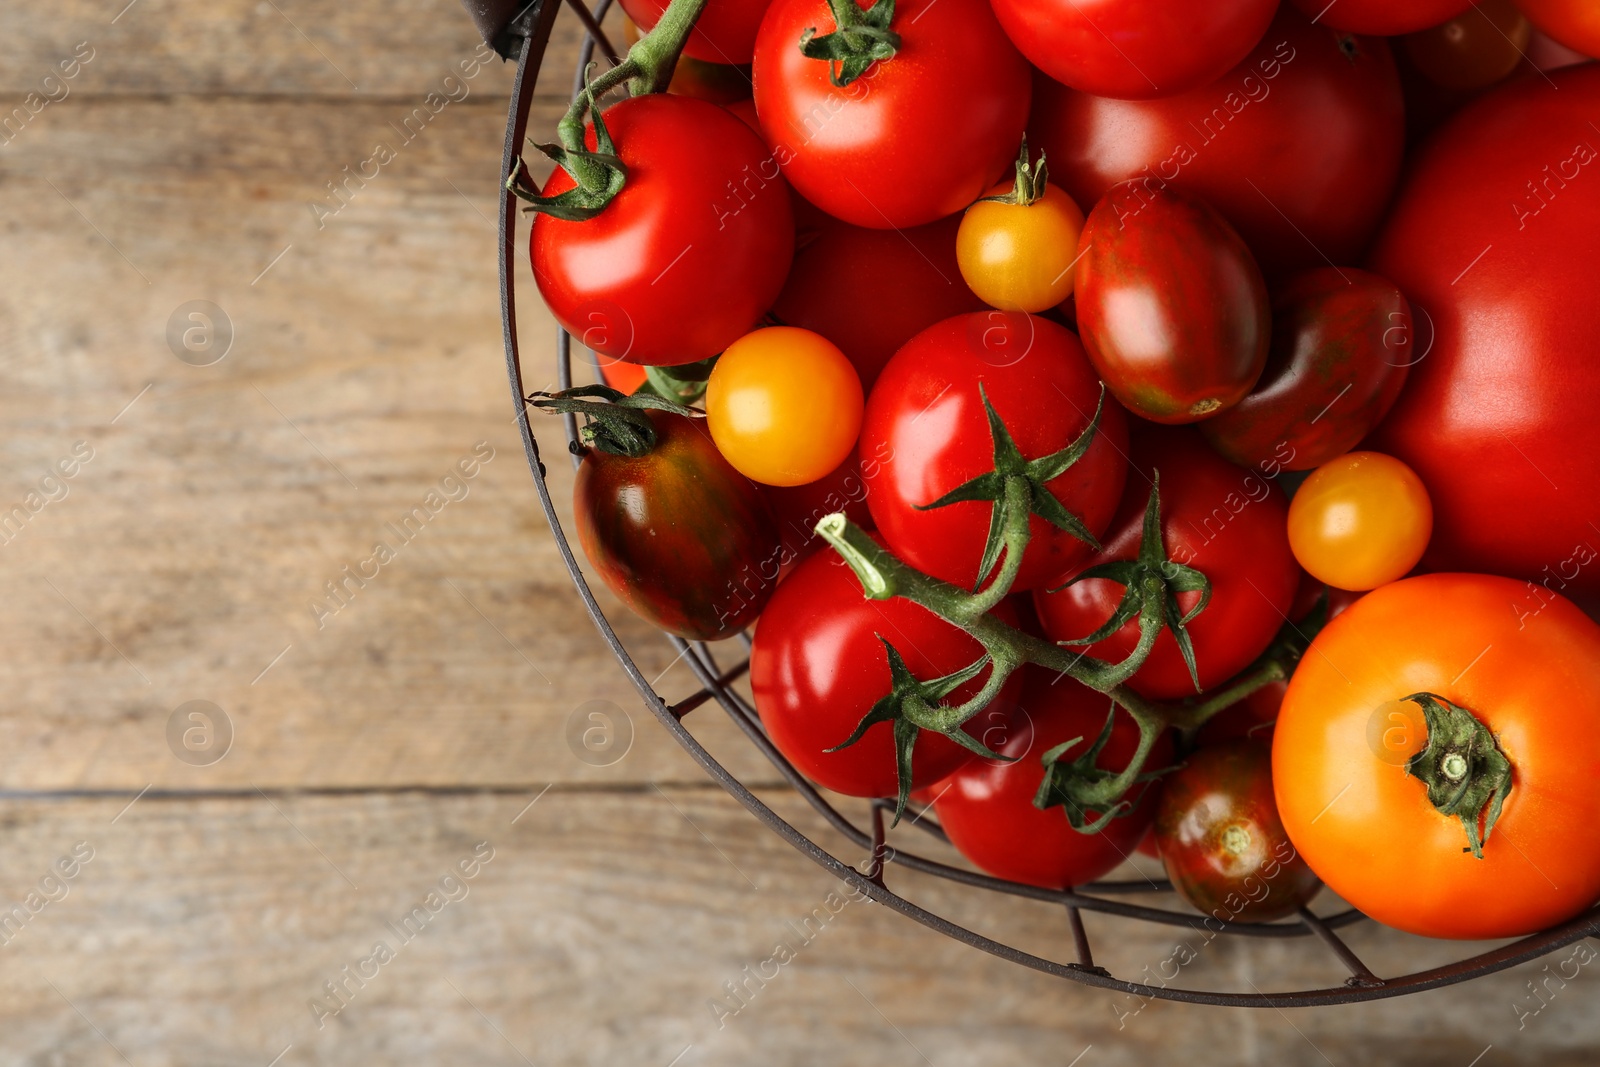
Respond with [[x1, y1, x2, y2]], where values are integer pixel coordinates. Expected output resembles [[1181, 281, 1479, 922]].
[[494, 0, 1600, 1006]]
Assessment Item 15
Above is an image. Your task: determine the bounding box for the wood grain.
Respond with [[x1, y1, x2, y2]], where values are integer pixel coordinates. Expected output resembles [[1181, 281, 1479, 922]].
[[0, 0, 1596, 1062], [0, 788, 1592, 1067]]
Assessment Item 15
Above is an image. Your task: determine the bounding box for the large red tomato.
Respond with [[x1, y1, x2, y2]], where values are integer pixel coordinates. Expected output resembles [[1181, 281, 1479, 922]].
[[771, 214, 987, 390], [1367, 64, 1600, 599], [1035, 427, 1302, 701], [935, 668, 1169, 889], [990, 0, 1278, 100], [617, 0, 773, 64], [532, 95, 793, 366], [1291, 0, 1475, 35], [861, 313, 1130, 592], [752, 0, 1031, 229], [750, 544, 1019, 799], [1030, 6, 1404, 278]]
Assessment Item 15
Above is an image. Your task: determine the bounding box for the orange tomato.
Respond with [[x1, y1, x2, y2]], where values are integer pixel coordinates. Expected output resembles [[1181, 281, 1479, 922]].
[[705, 326, 863, 487], [1274, 573, 1600, 939], [1287, 451, 1433, 591], [1513, 0, 1600, 58]]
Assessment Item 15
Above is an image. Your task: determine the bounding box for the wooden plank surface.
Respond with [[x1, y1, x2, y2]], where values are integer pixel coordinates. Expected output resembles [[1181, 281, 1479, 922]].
[[0, 0, 1596, 1062]]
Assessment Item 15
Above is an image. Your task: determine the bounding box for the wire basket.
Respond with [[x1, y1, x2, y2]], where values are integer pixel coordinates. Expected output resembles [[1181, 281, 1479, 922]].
[[483, 0, 1600, 1006]]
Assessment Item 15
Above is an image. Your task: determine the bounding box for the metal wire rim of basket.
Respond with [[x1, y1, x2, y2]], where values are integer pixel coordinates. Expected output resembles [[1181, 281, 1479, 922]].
[[484, 0, 1600, 1007]]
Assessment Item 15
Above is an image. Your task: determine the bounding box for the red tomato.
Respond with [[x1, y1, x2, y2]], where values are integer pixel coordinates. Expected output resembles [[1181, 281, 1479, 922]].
[[1367, 64, 1600, 598], [935, 669, 1169, 889], [1075, 183, 1269, 425], [617, 0, 773, 64], [1035, 427, 1301, 701], [1200, 268, 1413, 472], [596, 357, 648, 395], [991, 0, 1277, 100], [860, 313, 1130, 592], [1030, 7, 1405, 278], [1197, 579, 1363, 745], [531, 95, 793, 367], [750, 544, 1020, 799], [770, 214, 987, 391], [752, 0, 1031, 229], [1289, 0, 1474, 35]]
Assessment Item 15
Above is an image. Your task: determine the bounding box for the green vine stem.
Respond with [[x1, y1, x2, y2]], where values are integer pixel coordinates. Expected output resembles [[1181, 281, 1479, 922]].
[[506, 0, 711, 219]]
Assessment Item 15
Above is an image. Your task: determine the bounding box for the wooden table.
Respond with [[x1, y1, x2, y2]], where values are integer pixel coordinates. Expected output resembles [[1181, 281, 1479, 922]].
[[0, 1, 1593, 1062]]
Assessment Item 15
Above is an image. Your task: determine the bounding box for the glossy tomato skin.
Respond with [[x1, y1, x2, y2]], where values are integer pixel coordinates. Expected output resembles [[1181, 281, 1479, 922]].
[[771, 214, 987, 391], [861, 313, 1130, 592], [575, 411, 781, 641], [752, 0, 1031, 229], [991, 0, 1277, 100], [1287, 451, 1433, 591], [532, 95, 793, 367], [1156, 741, 1321, 923], [1035, 427, 1301, 701], [750, 545, 1020, 798], [1075, 183, 1270, 424], [1367, 65, 1600, 597], [935, 669, 1169, 889], [1514, 0, 1600, 57], [1201, 268, 1413, 472], [1275, 574, 1600, 939], [1196, 579, 1362, 745], [618, 0, 771, 63], [1030, 8, 1404, 278], [1291, 0, 1475, 35], [761, 444, 878, 569]]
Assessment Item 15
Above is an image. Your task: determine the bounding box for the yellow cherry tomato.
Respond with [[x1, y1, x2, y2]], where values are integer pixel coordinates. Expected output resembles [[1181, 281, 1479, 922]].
[[956, 149, 1085, 313], [1287, 451, 1433, 591], [706, 326, 863, 487]]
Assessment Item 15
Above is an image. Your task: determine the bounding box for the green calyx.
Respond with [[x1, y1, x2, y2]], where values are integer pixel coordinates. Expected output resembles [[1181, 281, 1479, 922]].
[[799, 0, 901, 88], [918, 385, 1106, 593], [827, 636, 1008, 824], [1050, 474, 1212, 693], [506, 0, 711, 220], [528, 384, 698, 457], [643, 355, 718, 405], [977, 139, 1049, 208], [1402, 692, 1514, 859], [1034, 707, 1168, 833]]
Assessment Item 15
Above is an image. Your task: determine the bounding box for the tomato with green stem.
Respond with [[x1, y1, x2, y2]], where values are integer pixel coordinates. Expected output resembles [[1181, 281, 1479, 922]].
[[752, 0, 1031, 229], [1275, 573, 1600, 939], [618, 0, 773, 64], [529, 94, 794, 367], [1156, 741, 1321, 923], [860, 312, 1129, 593], [956, 144, 1086, 314], [705, 326, 864, 487], [536, 390, 782, 641], [750, 542, 1021, 800], [1287, 452, 1432, 592], [1035, 427, 1301, 701], [935, 668, 1169, 889]]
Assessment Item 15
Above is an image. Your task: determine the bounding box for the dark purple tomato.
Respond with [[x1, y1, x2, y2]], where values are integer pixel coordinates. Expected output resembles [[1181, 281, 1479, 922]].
[[1200, 268, 1414, 473], [1155, 740, 1321, 923], [574, 411, 781, 641], [1074, 183, 1270, 425]]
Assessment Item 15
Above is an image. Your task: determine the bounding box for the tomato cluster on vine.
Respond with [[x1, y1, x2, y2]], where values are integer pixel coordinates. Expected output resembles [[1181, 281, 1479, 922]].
[[521, 0, 1600, 945]]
